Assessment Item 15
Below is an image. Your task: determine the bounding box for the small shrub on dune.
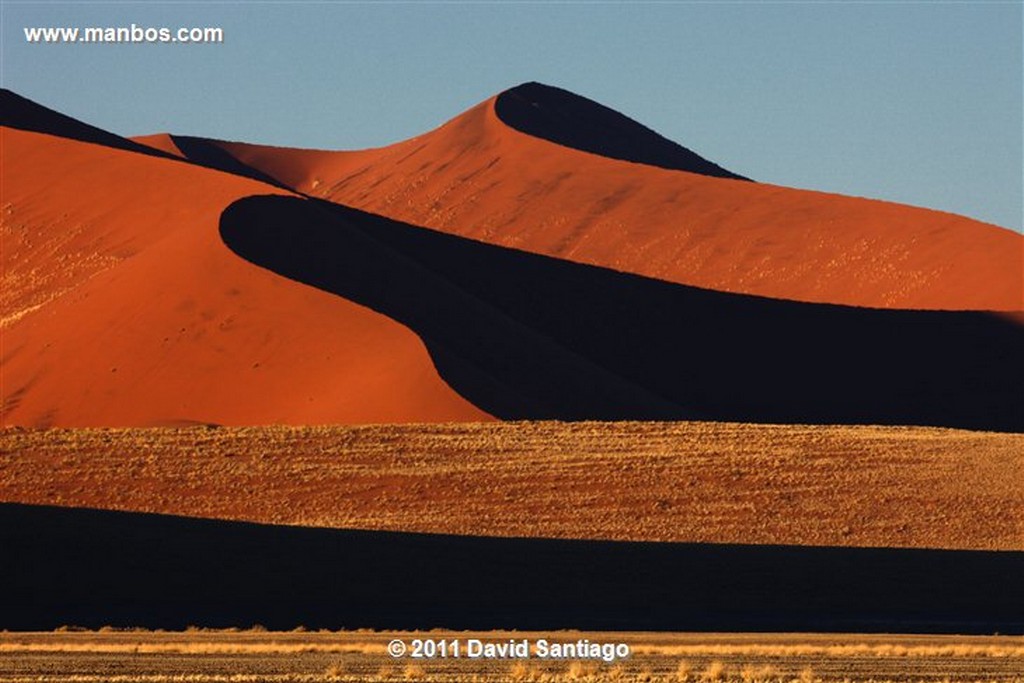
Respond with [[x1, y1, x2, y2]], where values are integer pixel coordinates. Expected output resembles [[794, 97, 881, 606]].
[[675, 658, 693, 681]]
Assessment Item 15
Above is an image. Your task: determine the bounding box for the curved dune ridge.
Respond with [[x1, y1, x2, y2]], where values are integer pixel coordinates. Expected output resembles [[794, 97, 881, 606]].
[[219, 194, 1022, 431], [2, 86, 1023, 428], [494, 81, 751, 179], [0, 90, 489, 427], [190, 82, 1022, 311]]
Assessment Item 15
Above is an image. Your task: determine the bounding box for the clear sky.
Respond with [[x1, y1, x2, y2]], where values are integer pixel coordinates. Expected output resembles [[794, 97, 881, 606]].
[[3, 1, 1021, 231]]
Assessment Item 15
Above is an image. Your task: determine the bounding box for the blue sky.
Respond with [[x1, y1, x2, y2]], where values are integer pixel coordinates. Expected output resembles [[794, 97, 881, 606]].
[[3, 1, 1021, 231]]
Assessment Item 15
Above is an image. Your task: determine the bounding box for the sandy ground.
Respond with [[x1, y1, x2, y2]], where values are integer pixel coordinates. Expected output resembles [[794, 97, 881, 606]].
[[2, 421, 1020, 550], [0, 631, 1021, 682]]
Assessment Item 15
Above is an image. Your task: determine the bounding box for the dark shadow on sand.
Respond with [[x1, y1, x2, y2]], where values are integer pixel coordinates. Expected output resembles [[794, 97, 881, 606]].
[[1, 504, 1020, 632], [219, 195, 1023, 432], [1, 89, 178, 161], [168, 135, 293, 190], [1, 90, 291, 190], [495, 82, 750, 180]]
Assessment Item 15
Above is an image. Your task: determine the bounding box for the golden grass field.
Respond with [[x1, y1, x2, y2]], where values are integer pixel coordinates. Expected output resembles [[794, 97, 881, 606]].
[[1, 421, 1021, 550], [0, 630, 1021, 682]]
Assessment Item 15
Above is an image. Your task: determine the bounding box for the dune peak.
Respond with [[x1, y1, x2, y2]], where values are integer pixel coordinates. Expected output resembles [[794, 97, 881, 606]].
[[494, 81, 749, 180]]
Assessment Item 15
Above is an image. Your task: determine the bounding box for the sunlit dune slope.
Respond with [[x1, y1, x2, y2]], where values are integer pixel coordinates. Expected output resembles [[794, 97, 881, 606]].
[[199, 82, 1022, 311], [0, 92, 490, 427], [132, 133, 186, 158], [4, 88, 1021, 428]]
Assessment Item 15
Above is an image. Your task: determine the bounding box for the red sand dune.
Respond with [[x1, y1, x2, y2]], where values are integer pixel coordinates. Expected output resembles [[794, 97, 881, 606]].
[[1, 94, 489, 427], [197, 83, 1022, 311], [3, 86, 1022, 428]]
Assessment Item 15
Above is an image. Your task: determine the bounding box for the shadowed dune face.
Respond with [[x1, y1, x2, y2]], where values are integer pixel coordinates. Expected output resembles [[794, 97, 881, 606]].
[[168, 135, 293, 188], [1, 89, 176, 161], [494, 82, 750, 179], [4, 87, 1022, 428], [2, 503, 1021, 632], [221, 195, 1023, 431], [1, 110, 489, 426], [131, 132, 289, 187], [204, 87, 1023, 311]]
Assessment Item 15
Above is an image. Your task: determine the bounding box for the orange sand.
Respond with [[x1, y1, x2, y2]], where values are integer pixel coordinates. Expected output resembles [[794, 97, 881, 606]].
[[1, 123, 489, 427], [131, 133, 186, 159], [5, 85, 1022, 427], [206, 91, 1022, 311]]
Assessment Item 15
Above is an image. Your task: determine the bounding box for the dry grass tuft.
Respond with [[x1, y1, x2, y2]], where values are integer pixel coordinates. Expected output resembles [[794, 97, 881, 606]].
[[605, 664, 626, 681], [564, 660, 599, 680], [402, 662, 425, 680], [509, 661, 540, 682], [323, 661, 345, 679], [739, 664, 778, 683], [702, 660, 727, 682]]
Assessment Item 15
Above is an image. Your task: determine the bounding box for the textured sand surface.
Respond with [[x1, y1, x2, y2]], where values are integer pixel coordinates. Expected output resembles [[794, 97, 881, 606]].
[[3, 421, 1020, 550]]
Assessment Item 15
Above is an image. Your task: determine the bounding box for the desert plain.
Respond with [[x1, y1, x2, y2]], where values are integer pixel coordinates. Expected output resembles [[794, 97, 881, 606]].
[[1, 630, 1022, 682]]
